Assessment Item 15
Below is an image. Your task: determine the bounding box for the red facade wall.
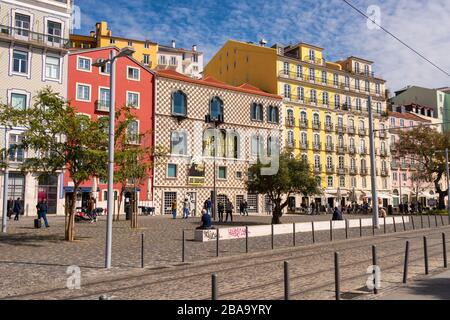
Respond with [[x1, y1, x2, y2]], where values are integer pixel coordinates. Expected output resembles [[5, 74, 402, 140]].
[[66, 47, 154, 205]]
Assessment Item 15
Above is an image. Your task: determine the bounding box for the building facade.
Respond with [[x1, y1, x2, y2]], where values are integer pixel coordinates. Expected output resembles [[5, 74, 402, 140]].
[[70, 21, 204, 78], [204, 40, 391, 209], [0, 0, 72, 216], [66, 46, 154, 214], [388, 107, 437, 208], [154, 70, 283, 216]]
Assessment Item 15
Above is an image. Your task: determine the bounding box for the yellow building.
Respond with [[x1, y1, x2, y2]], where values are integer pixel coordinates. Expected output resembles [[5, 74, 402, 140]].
[[70, 22, 158, 68], [205, 40, 391, 209]]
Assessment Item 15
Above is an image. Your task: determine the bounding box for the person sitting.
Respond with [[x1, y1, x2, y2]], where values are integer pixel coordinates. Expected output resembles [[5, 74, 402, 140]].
[[332, 207, 343, 221], [197, 209, 213, 230]]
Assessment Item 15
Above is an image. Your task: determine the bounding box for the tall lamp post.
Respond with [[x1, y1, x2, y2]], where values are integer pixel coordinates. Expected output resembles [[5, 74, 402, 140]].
[[1, 127, 8, 233], [93, 47, 135, 269], [367, 96, 380, 229]]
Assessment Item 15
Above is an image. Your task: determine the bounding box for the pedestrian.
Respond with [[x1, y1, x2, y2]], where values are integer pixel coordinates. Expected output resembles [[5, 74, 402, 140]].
[[183, 198, 190, 219], [196, 209, 213, 230], [171, 199, 177, 219], [243, 199, 249, 216], [87, 197, 97, 222], [218, 200, 224, 222], [267, 199, 273, 216], [36, 198, 50, 228], [379, 207, 387, 218], [225, 198, 234, 222], [13, 197, 23, 221], [239, 200, 244, 216], [205, 198, 212, 216], [332, 207, 343, 221]]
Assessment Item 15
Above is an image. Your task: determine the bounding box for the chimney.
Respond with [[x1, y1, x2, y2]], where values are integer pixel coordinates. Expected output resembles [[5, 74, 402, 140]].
[[192, 44, 197, 52], [90, 31, 95, 37], [171, 40, 176, 48], [259, 38, 267, 47]]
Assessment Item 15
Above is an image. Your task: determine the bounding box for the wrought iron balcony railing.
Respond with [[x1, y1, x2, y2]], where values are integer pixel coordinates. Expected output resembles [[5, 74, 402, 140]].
[[0, 24, 70, 49]]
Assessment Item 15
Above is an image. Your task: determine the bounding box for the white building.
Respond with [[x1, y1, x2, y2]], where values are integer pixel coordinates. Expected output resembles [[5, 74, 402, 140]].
[[0, 0, 72, 216], [156, 40, 204, 79]]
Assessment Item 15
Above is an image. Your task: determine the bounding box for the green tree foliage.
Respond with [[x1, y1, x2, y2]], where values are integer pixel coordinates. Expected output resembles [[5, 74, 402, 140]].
[[247, 152, 320, 224]]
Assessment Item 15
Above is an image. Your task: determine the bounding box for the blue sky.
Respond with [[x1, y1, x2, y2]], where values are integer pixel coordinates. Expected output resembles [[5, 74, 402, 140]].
[[74, 0, 450, 92]]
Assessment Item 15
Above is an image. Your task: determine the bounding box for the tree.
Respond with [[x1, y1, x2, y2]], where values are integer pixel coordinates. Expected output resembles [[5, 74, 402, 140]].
[[247, 152, 320, 224], [394, 126, 450, 209], [0, 88, 108, 241]]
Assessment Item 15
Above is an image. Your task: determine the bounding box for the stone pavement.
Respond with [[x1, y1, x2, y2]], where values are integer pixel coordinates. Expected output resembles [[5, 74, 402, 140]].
[[0, 213, 447, 299]]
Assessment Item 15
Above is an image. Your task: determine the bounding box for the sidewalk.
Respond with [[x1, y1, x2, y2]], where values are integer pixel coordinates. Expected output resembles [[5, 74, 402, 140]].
[[377, 269, 450, 300]]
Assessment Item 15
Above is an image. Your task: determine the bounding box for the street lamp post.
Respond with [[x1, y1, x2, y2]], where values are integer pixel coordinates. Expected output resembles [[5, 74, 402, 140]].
[[2, 127, 8, 233], [368, 96, 380, 229], [93, 47, 135, 269], [446, 148, 450, 224]]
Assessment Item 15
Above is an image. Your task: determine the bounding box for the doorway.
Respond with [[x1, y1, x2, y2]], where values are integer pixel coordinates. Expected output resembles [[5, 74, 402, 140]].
[[186, 192, 197, 216]]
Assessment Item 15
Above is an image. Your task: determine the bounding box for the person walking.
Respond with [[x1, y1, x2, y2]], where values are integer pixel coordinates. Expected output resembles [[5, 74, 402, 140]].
[[267, 199, 273, 216], [87, 197, 97, 222], [225, 198, 234, 222], [217, 200, 225, 222], [239, 200, 244, 216], [183, 198, 190, 219], [171, 199, 177, 219], [36, 198, 50, 228], [13, 197, 23, 221], [243, 199, 249, 216], [379, 207, 387, 218]]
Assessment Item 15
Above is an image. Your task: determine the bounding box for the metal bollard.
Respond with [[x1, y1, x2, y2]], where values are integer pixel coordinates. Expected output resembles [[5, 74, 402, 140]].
[[141, 233, 145, 268], [384, 217, 386, 234], [424, 236, 429, 275], [421, 215, 424, 229], [359, 218, 362, 237], [271, 224, 274, 250], [293, 223, 296, 247], [372, 245, 378, 294], [443, 233, 448, 269], [393, 217, 397, 233], [334, 252, 340, 301], [211, 273, 218, 300], [216, 228, 219, 257], [427, 215, 431, 228], [284, 261, 290, 300], [246, 226, 249, 254], [330, 220, 333, 242], [412, 216, 415, 230], [403, 241, 410, 284], [372, 222, 375, 236], [402, 216, 406, 231], [182, 230, 185, 263], [441, 215, 444, 226], [435, 215, 438, 228], [345, 219, 348, 239], [312, 221, 315, 244]]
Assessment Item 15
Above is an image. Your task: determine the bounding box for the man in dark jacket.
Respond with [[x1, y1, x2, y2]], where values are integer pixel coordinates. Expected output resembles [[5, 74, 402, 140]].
[[218, 200, 225, 222], [13, 198, 23, 221], [36, 199, 50, 228], [197, 210, 213, 230], [332, 207, 343, 221], [225, 198, 234, 222]]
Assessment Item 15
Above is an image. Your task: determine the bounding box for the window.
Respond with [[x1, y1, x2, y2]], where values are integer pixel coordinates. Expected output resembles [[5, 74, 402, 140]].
[[356, 98, 361, 111], [218, 167, 227, 179], [77, 57, 91, 71], [328, 176, 333, 188], [45, 56, 60, 80], [325, 115, 332, 126], [193, 66, 199, 72], [283, 62, 289, 75], [309, 49, 315, 61], [99, 62, 111, 75], [300, 111, 307, 123], [10, 93, 27, 110], [268, 106, 279, 123], [390, 118, 396, 127], [376, 103, 381, 114], [9, 134, 24, 162], [355, 62, 360, 73], [310, 89, 317, 103], [209, 96, 224, 121], [12, 50, 28, 74], [167, 164, 177, 178], [314, 133, 320, 147], [144, 42, 150, 49], [15, 13, 30, 36], [98, 88, 110, 108], [333, 73, 339, 86], [334, 94, 340, 108], [251, 135, 262, 156], [127, 67, 140, 80], [172, 91, 187, 116], [351, 177, 357, 188], [362, 177, 367, 188], [171, 131, 187, 155], [376, 83, 381, 94], [300, 132, 307, 144], [321, 71, 327, 84], [309, 68, 315, 81], [170, 56, 177, 66], [314, 155, 321, 169], [409, 121, 414, 128], [126, 121, 139, 144], [296, 65, 303, 78], [301, 154, 308, 163], [364, 65, 370, 76], [365, 80, 370, 92], [287, 131, 294, 146], [159, 55, 167, 65], [297, 87, 304, 101], [284, 84, 291, 99], [355, 79, 360, 90], [127, 92, 140, 108], [327, 156, 333, 168], [400, 119, 404, 127], [193, 54, 199, 63], [345, 96, 351, 109], [251, 103, 263, 121], [76, 84, 90, 101], [323, 92, 329, 105], [345, 76, 350, 87], [143, 54, 150, 65], [47, 21, 62, 44], [128, 41, 133, 46], [110, 38, 116, 44], [236, 171, 242, 179], [313, 113, 320, 125], [393, 172, 398, 181]]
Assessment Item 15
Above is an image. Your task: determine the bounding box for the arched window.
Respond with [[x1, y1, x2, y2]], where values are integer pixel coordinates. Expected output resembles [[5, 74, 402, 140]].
[[328, 176, 333, 188], [287, 131, 294, 146], [350, 137, 355, 148], [170, 131, 187, 155], [361, 158, 366, 169], [301, 153, 308, 163], [360, 139, 366, 153], [171, 90, 187, 116], [327, 156, 333, 168], [313, 113, 320, 125], [340, 176, 346, 187], [314, 134, 320, 147], [251, 135, 262, 156], [326, 135, 332, 146], [325, 115, 332, 126], [301, 132, 307, 144], [300, 111, 307, 122], [359, 120, 365, 129], [314, 155, 321, 168], [251, 103, 263, 121], [268, 106, 279, 123], [350, 158, 356, 169], [338, 116, 343, 127], [210, 96, 224, 121], [338, 135, 344, 148], [323, 92, 329, 105], [338, 156, 345, 169], [348, 118, 354, 128]]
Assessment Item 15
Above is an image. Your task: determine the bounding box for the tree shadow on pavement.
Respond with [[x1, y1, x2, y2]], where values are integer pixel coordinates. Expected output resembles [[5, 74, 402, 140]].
[[0, 259, 103, 270], [0, 233, 66, 247], [405, 277, 450, 300]]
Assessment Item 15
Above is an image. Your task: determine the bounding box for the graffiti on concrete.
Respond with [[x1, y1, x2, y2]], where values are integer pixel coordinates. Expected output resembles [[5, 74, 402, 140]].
[[204, 230, 218, 240], [228, 227, 249, 239]]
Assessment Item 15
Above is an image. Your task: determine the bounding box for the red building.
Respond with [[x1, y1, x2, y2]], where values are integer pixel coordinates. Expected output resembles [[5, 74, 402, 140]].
[[66, 47, 154, 214]]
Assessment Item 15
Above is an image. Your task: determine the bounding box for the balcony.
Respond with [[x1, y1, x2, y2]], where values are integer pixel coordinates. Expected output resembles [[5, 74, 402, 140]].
[[300, 141, 309, 150], [95, 100, 110, 112], [299, 119, 308, 129], [360, 147, 368, 155], [335, 125, 346, 134], [401, 163, 409, 170], [325, 143, 334, 153], [326, 166, 335, 174], [303, 55, 325, 66], [312, 121, 321, 131], [286, 139, 296, 149], [0, 24, 70, 50], [286, 117, 295, 127], [379, 131, 388, 139], [347, 126, 356, 135], [358, 128, 367, 136], [313, 143, 322, 152], [379, 149, 388, 157], [360, 168, 368, 176], [348, 147, 356, 155], [349, 167, 358, 175], [324, 123, 334, 132], [336, 145, 347, 154], [313, 166, 322, 174], [337, 167, 348, 175], [381, 169, 390, 177]]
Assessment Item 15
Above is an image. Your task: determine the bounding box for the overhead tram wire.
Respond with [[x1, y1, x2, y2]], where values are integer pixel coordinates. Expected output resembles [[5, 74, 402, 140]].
[[341, 0, 450, 78]]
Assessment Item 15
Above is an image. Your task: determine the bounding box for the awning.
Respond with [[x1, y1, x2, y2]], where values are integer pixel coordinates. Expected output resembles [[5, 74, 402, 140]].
[[63, 186, 95, 193]]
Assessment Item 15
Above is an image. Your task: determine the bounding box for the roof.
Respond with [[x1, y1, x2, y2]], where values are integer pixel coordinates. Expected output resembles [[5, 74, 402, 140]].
[[156, 70, 282, 100], [158, 45, 203, 54], [347, 56, 374, 64], [388, 111, 431, 122], [68, 46, 155, 75]]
